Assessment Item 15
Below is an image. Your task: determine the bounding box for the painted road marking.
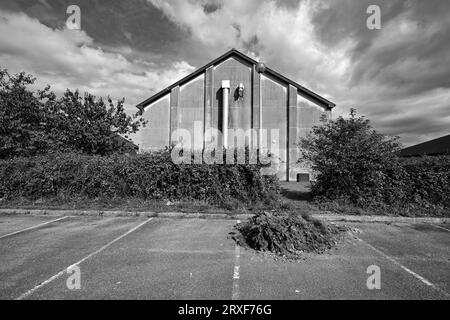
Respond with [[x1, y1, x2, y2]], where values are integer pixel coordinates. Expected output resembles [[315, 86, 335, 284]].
[[0, 216, 70, 240], [134, 248, 235, 255], [16, 217, 154, 300], [232, 220, 241, 300], [356, 237, 450, 298], [428, 224, 450, 233]]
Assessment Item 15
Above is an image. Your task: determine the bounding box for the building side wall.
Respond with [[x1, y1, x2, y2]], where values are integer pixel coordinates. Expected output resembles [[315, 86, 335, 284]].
[[212, 57, 252, 149], [260, 74, 288, 181], [140, 95, 170, 151], [177, 74, 205, 150], [288, 93, 330, 180], [139, 55, 332, 183]]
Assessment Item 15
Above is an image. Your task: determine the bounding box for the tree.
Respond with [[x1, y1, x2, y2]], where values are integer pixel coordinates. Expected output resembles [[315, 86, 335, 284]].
[[299, 109, 406, 206], [0, 69, 49, 158], [43, 89, 145, 155], [0, 69, 145, 158]]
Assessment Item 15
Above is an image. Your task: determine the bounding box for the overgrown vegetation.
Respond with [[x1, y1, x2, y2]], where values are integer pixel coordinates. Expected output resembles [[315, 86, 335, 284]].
[[0, 69, 284, 211], [400, 155, 450, 208], [0, 150, 281, 209], [233, 211, 348, 258], [299, 109, 450, 216], [0, 69, 145, 158]]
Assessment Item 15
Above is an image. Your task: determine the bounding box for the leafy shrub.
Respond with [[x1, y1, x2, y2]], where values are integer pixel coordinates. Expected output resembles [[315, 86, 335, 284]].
[[0, 149, 280, 208], [0, 69, 145, 159], [299, 109, 406, 207], [400, 155, 450, 208], [299, 109, 449, 214]]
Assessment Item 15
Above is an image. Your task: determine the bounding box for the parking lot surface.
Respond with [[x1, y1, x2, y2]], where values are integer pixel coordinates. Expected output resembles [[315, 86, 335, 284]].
[[0, 214, 448, 300]]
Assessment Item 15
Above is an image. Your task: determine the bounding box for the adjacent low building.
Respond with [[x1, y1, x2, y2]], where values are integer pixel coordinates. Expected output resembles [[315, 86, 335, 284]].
[[136, 49, 335, 181], [113, 134, 139, 155], [400, 134, 450, 157]]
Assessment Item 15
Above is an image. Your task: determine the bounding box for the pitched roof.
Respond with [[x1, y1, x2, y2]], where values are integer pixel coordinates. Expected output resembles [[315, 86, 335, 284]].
[[400, 134, 450, 157], [112, 134, 138, 152], [136, 48, 336, 110]]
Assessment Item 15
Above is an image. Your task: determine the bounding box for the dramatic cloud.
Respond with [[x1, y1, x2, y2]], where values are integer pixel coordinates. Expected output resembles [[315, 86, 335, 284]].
[[148, 0, 352, 100], [0, 9, 195, 109], [310, 0, 450, 145], [0, 0, 449, 146], [148, 0, 450, 146]]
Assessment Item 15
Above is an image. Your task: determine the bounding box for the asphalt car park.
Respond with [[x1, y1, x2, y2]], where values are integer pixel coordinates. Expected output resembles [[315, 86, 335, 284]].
[[0, 214, 448, 300]]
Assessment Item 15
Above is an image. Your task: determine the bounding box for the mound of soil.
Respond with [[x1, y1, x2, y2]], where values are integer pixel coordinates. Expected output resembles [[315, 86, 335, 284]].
[[232, 211, 348, 257]]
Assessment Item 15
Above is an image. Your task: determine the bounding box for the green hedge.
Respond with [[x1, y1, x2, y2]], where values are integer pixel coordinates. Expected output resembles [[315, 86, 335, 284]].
[[0, 150, 280, 206], [312, 155, 450, 212], [400, 155, 450, 208]]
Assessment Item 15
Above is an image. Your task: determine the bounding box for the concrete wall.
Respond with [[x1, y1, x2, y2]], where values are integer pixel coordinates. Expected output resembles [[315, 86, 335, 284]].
[[140, 95, 170, 151], [178, 74, 205, 150], [139, 55, 331, 182], [212, 57, 252, 149], [260, 74, 288, 180], [288, 92, 330, 181]]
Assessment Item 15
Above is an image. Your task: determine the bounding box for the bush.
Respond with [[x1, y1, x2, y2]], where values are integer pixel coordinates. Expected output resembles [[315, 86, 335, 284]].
[[400, 155, 450, 208], [299, 109, 449, 215], [0, 69, 145, 159], [0, 149, 280, 208], [299, 109, 406, 207]]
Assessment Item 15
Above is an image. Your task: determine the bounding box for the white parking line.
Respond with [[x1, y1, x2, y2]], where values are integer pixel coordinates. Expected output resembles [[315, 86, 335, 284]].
[[0, 216, 70, 240], [136, 248, 235, 254], [356, 237, 450, 298], [428, 224, 450, 233], [232, 220, 241, 300], [16, 217, 154, 300]]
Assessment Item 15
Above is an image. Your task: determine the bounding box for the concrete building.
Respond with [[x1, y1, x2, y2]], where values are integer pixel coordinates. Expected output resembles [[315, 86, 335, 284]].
[[113, 134, 139, 155], [136, 49, 335, 181]]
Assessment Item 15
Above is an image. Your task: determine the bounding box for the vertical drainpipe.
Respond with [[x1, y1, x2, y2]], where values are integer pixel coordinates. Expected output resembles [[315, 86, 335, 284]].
[[259, 78, 262, 154], [221, 80, 230, 149]]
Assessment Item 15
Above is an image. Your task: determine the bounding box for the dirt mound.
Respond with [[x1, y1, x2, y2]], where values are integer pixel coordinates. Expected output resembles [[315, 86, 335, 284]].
[[232, 212, 348, 257]]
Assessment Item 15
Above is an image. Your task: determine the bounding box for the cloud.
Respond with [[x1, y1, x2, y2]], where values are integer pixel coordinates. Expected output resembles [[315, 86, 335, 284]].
[[1, 0, 449, 147], [0, 10, 195, 110], [148, 0, 352, 98], [349, 5, 450, 96], [310, 0, 450, 146], [148, 0, 450, 146]]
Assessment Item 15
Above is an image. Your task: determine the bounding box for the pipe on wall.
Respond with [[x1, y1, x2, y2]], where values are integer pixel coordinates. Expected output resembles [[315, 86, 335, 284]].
[[221, 80, 230, 149]]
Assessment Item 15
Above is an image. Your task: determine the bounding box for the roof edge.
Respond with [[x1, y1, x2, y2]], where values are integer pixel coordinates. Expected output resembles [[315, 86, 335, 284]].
[[137, 48, 335, 110]]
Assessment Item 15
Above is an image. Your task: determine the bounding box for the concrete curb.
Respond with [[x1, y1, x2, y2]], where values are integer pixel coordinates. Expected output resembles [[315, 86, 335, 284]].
[[0, 208, 448, 224], [311, 213, 450, 224], [156, 212, 254, 220], [0, 208, 253, 220]]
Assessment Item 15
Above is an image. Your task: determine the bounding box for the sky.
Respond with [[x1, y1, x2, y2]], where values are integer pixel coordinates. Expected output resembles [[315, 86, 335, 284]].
[[0, 0, 449, 147]]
